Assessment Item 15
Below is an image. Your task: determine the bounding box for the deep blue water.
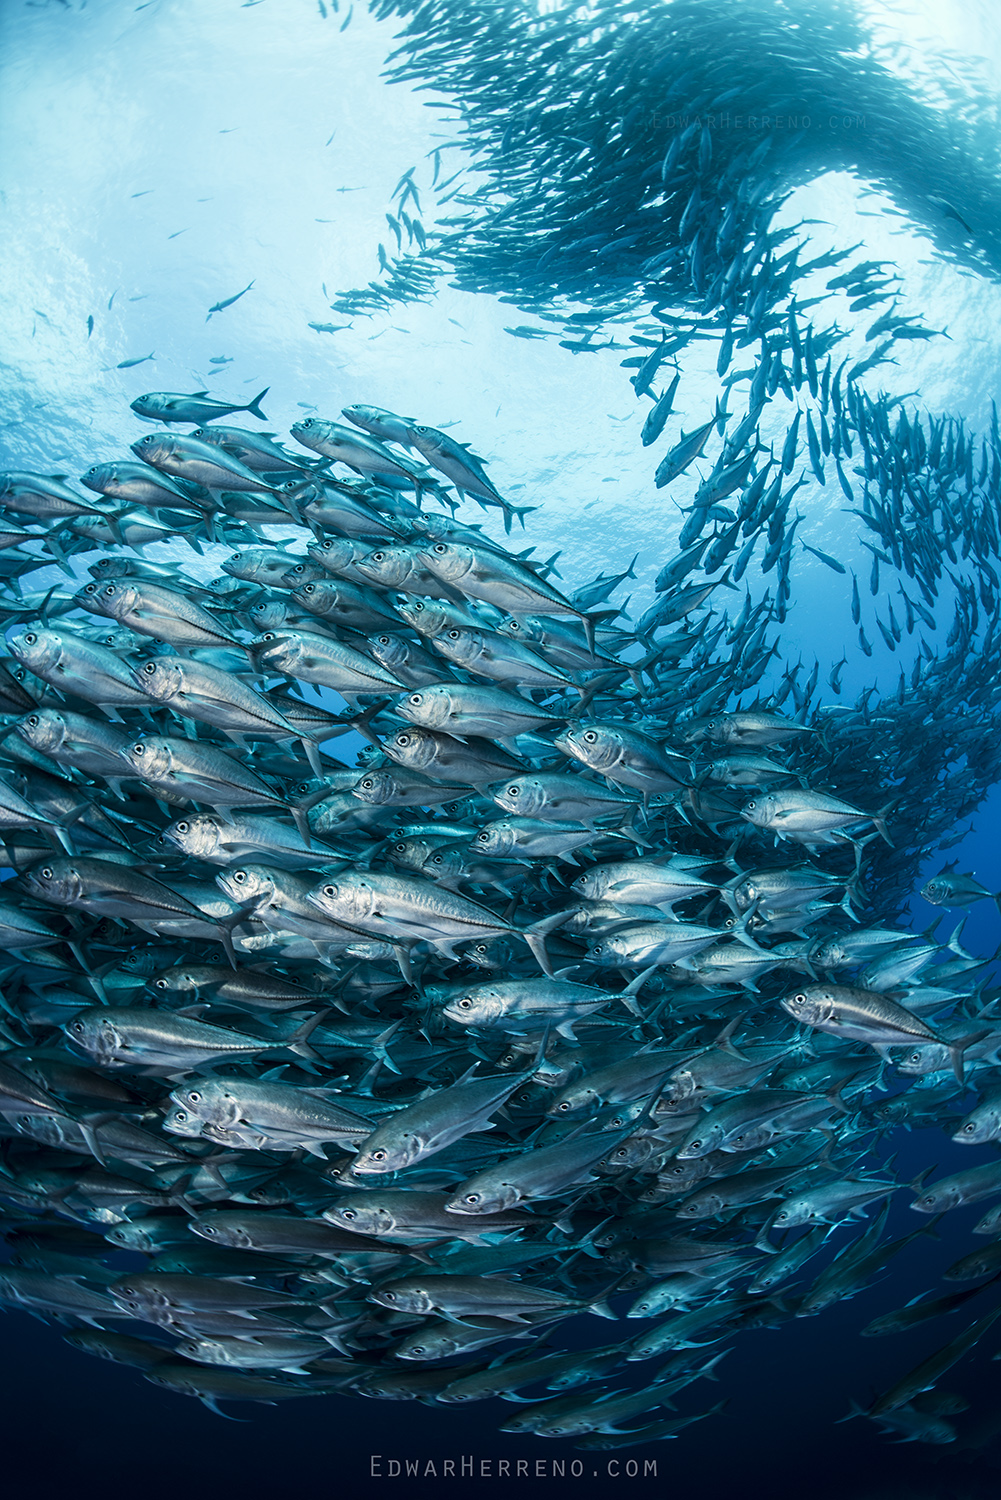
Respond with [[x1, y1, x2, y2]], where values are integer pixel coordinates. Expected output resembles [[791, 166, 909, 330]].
[[4, 0, 1001, 1495]]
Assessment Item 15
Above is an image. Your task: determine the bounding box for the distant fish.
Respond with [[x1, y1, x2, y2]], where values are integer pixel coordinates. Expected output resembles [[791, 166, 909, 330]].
[[308, 322, 350, 335], [802, 542, 846, 574], [206, 281, 255, 321], [117, 353, 155, 370], [86, 316, 94, 339], [129, 388, 270, 424]]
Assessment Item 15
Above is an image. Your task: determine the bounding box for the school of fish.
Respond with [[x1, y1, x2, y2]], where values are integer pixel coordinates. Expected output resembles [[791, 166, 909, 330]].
[[0, 360, 1000, 1454]]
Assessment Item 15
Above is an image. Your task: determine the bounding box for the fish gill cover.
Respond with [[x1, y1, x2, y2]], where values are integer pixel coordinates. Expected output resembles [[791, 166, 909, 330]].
[[3, 0, 1001, 1473]]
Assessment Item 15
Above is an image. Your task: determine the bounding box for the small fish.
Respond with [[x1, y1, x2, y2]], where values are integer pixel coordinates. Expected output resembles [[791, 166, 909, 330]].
[[130, 389, 269, 424], [206, 281, 255, 320]]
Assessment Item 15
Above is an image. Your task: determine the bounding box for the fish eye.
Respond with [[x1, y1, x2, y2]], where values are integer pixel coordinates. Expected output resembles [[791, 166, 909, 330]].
[[506, 785, 519, 796], [188, 1091, 201, 1102], [462, 1193, 481, 1205], [142, 662, 157, 674], [397, 733, 411, 745], [583, 731, 597, 743], [200, 1224, 217, 1235], [360, 779, 374, 790], [24, 633, 35, 645], [132, 743, 144, 754], [340, 1208, 356, 1221], [409, 1345, 426, 1356], [408, 694, 423, 705], [40, 867, 53, 879], [746, 800, 756, 809], [792, 993, 807, 1005], [103, 584, 116, 595], [376, 636, 391, 646], [962, 1123, 977, 1134], [556, 1101, 571, 1113], [174, 1110, 188, 1123], [302, 583, 315, 594], [176, 821, 189, 833], [233, 871, 246, 883], [371, 551, 386, 562], [457, 999, 473, 1009], [153, 978, 168, 989], [690, 1139, 703, 1150], [70, 1020, 84, 1033], [381, 1290, 397, 1301], [27, 715, 39, 726], [433, 543, 447, 554], [323, 885, 336, 896]]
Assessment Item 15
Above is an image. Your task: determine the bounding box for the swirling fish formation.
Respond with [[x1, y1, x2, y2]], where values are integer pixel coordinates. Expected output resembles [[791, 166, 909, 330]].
[[0, 396, 997, 1449]]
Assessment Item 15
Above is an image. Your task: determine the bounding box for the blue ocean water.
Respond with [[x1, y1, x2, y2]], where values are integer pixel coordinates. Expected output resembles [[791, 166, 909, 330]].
[[3, 1, 1001, 1495]]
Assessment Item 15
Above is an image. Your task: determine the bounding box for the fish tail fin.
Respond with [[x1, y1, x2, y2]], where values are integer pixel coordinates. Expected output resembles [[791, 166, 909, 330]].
[[104, 512, 125, 546], [949, 1030, 991, 1084], [286, 1005, 332, 1060], [587, 1299, 618, 1320], [300, 737, 323, 778], [873, 800, 896, 846], [77, 1117, 111, 1168], [907, 1163, 937, 1193], [615, 988, 643, 1018], [836, 1399, 868, 1425], [199, 1396, 252, 1421], [621, 964, 658, 999], [713, 1014, 747, 1058], [245, 387, 270, 421], [291, 804, 313, 848], [524, 908, 573, 976], [524, 930, 554, 978]]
